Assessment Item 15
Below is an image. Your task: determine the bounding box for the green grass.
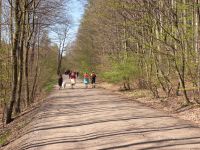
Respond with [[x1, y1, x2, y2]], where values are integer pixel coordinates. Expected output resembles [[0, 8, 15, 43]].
[[0, 131, 10, 146], [43, 79, 57, 93]]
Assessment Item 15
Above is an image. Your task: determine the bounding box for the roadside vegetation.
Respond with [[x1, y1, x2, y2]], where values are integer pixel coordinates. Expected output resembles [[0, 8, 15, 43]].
[[0, 0, 71, 125], [67, 0, 200, 107]]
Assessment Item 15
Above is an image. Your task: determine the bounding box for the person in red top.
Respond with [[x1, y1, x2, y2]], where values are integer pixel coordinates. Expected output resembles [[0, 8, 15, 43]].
[[69, 71, 76, 89]]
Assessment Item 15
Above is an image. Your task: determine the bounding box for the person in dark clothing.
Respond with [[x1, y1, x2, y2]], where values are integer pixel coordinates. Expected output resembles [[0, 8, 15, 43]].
[[65, 69, 70, 75], [91, 72, 96, 88], [58, 74, 63, 90], [76, 71, 79, 78]]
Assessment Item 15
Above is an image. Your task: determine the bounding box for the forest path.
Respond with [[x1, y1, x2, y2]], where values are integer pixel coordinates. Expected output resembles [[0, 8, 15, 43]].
[[4, 81, 200, 150]]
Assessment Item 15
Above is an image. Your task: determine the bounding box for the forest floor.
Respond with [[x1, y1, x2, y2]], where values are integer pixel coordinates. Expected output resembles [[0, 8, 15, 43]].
[[2, 80, 200, 149]]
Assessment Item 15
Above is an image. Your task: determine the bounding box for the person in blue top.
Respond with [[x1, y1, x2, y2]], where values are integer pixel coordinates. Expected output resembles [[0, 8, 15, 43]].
[[83, 72, 89, 88]]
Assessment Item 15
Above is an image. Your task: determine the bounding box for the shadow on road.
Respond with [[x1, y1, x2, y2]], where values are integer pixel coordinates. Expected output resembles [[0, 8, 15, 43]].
[[4, 84, 200, 150]]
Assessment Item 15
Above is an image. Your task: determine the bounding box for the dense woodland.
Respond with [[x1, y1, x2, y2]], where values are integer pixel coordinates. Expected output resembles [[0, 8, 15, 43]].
[[67, 0, 200, 106], [0, 0, 70, 124]]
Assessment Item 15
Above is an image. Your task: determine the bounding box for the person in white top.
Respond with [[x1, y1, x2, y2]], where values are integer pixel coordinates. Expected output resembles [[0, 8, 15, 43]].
[[62, 72, 69, 88]]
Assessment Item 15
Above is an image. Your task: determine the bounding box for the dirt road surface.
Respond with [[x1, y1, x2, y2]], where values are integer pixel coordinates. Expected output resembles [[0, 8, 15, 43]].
[[4, 81, 200, 150]]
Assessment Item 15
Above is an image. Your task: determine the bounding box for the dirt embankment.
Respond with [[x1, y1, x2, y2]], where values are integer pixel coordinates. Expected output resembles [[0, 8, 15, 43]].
[[0, 93, 48, 148]]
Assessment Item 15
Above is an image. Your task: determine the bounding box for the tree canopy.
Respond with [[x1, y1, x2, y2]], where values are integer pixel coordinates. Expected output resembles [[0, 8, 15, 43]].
[[68, 0, 200, 104]]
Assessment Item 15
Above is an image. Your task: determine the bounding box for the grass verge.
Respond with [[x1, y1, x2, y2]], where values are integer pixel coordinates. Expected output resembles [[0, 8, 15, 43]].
[[0, 131, 10, 146], [43, 79, 57, 93]]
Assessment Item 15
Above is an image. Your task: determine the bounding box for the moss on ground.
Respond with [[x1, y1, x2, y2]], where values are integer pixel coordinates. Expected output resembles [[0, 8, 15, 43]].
[[0, 131, 10, 146]]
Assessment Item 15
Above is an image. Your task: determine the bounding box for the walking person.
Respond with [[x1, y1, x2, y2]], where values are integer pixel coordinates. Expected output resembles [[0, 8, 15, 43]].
[[91, 71, 96, 88], [83, 72, 90, 88], [58, 74, 63, 90], [62, 71, 69, 89], [65, 69, 70, 75], [76, 71, 79, 78], [69, 71, 76, 89]]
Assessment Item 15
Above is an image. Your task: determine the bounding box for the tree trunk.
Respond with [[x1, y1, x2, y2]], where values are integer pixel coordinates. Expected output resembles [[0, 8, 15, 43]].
[[25, 41, 30, 106], [6, 0, 21, 124], [194, 0, 200, 97], [15, 0, 26, 114], [0, 0, 2, 47], [31, 29, 40, 102], [9, 0, 14, 46], [57, 50, 62, 75]]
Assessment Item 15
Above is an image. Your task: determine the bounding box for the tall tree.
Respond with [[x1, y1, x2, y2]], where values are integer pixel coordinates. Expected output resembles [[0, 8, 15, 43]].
[[6, 0, 21, 123]]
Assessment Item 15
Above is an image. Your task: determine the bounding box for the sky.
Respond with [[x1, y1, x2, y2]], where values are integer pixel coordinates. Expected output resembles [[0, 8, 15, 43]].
[[49, 0, 86, 49], [68, 0, 86, 42]]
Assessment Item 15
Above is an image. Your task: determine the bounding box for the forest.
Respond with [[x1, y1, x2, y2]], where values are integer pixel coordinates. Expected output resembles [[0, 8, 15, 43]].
[[67, 0, 200, 106], [0, 0, 70, 125]]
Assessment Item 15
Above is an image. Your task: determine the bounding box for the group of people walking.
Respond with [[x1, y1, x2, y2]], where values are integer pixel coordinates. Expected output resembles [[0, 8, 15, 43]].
[[58, 70, 96, 89]]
